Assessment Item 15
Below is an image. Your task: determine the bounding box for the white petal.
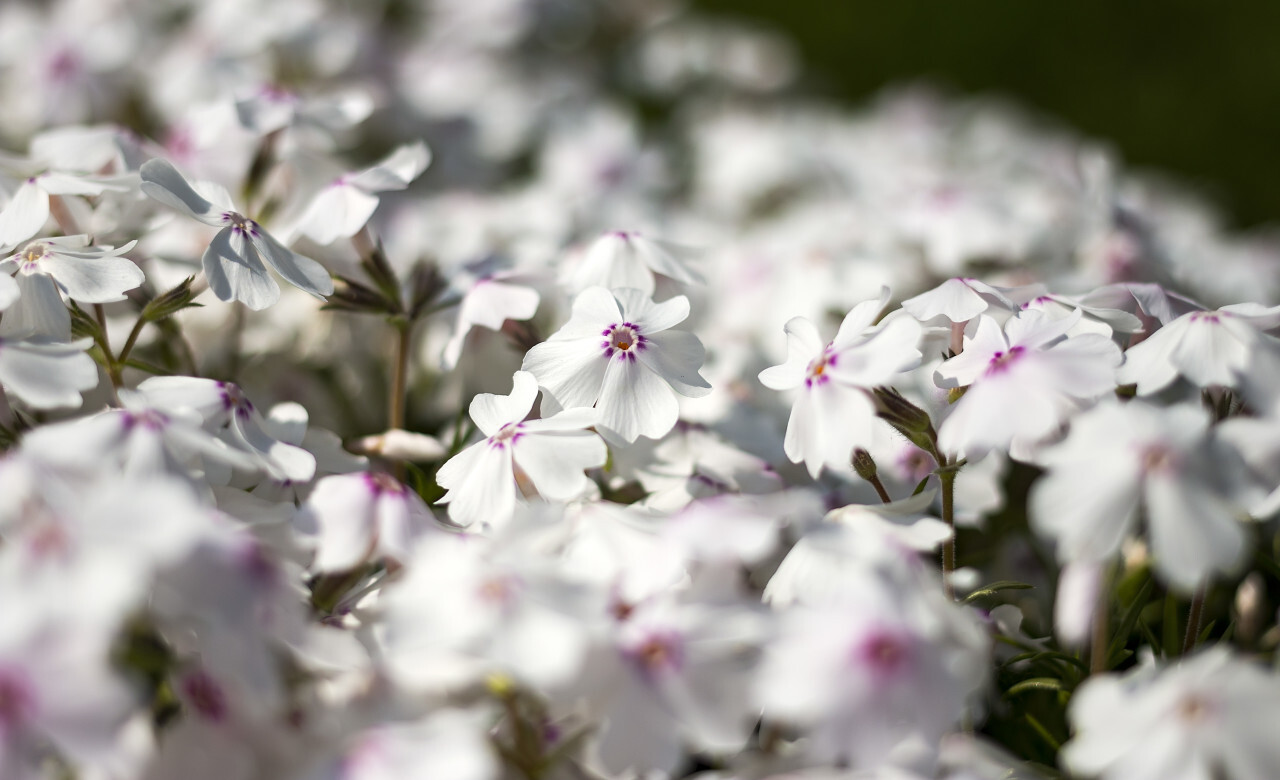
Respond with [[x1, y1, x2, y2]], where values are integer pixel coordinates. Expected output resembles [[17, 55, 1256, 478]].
[[1145, 473, 1247, 592], [629, 234, 704, 285], [551, 286, 623, 339], [0, 338, 97, 409], [0, 180, 50, 248], [0, 273, 18, 310], [203, 227, 280, 310], [827, 313, 922, 386], [934, 315, 1008, 388], [901, 278, 993, 323], [295, 183, 380, 245], [346, 141, 432, 192], [759, 316, 822, 391], [1118, 322, 1183, 393], [1030, 461, 1140, 564], [139, 159, 223, 226], [521, 337, 607, 409], [783, 385, 827, 479], [469, 371, 539, 436], [512, 431, 606, 500], [307, 476, 377, 572], [618, 289, 690, 334], [596, 357, 680, 443], [41, 253, 145, 303], [437, 441, 516, 528], [635, 330, 711, 398], [1169, 315, 1250, 388], [249, 228, 333, 298], [573, 234, 656, 295], [831, 286, 891, 349], [0, 272, 71, 341]]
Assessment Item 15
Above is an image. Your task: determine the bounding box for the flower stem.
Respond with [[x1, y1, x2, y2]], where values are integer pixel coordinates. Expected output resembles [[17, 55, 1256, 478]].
[[389, 320, 412, 480], [939, 458, 957, 599], [1183, 585, 1207, 655], [1090, 575, 1110, 675], [95, 304, 123, 399]]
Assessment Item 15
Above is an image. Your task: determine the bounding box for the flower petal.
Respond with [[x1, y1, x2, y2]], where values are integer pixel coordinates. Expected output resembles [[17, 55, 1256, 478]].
[[759, 316, 822, 391], [436, 441, 516, 528], [512, 431, 606, 500], [617, 289, 690, 334], [295, 183, 380, 245], [0, 338, 97, 410], [521, 337, 607, 410], [469, 371, 539, 436], [41, 253, 145, 303], [248, 228, 334, 299], [139, 159, 223, 226], [203, 227, 280, 310], [596, 356, 680, 443], [0, 180, 51, 249], [635, 329, 711, 398]]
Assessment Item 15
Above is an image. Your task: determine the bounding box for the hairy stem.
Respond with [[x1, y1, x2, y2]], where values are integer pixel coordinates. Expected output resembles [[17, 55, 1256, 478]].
[[95, 304, 123, 399]]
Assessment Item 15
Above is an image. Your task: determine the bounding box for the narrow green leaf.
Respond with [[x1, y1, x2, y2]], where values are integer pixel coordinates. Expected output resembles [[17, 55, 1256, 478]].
[[962, 580, 1034, 604]]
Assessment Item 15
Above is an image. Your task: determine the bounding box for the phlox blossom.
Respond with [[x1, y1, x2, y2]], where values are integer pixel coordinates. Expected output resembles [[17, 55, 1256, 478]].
[[758, 287, 922, 478], [436, 370, 607, 528], [522, 287, 711, 444]]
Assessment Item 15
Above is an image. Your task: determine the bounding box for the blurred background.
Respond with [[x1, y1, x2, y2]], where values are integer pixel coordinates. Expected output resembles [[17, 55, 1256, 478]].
[[694, 0, 1280, 228]]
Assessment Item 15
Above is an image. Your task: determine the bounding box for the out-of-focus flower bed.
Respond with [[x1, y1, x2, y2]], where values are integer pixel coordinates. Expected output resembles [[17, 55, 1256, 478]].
[[2, 1, 1280, 779]]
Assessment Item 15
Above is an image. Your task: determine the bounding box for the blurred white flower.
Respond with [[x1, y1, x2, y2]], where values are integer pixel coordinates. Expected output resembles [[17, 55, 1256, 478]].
[[1063, 648, 1280, 780]]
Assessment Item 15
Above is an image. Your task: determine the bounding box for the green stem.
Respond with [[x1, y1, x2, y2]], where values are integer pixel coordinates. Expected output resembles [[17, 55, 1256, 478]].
[[1183, 585, 1207, 655], [939, 459, 957, 599], [117, 316, 148, 369], [389, 320, 412, 481], [1091, 572, 1110, 675], [95, 304, 124, 397]]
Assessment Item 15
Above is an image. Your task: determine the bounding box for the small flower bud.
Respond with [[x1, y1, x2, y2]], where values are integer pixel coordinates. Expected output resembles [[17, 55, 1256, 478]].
[[1234, 572, 1266, 644], [851, 448, 878, 481], [351, 429, 447, 462]]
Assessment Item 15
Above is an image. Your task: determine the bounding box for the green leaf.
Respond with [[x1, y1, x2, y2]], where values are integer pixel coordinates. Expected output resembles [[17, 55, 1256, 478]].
[[1005, 677, 1067, 697], [962, 580, 1034, 604], [1106, 574, 1155, 666]]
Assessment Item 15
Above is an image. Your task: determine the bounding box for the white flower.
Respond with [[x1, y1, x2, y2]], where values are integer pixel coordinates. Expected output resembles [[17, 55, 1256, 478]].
[[900, 277, 1020, 324], [136, 376, 317, 483], [1118, 303, 1280, 412], [934, 309, 1122, 459], [1029, 400, 1252, 591], [291, 141, 431, 245], [436, 371, 607, 528], [1063, 648, 1280, 780], [758, 287, 923, 478], [566, 231, 703, 296], [442, 270, 540, 369], [0, 235, 143, 340], [301, 471, 439, 573], [522, 287, 711, 443], [139, 158, 333, 310]]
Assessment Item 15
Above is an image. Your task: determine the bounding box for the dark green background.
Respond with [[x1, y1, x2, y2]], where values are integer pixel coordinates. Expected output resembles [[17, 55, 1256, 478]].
[[695, 0, 1280, 228]]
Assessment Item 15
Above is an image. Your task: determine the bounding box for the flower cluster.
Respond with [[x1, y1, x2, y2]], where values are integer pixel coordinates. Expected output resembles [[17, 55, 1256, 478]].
[[1, 2, 1280, 780]]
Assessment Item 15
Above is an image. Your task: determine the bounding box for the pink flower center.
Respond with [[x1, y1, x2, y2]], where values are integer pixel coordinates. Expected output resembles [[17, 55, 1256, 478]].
[[986, 345, 1025, 375], [853, 629, 913, 680], [489, 422, 524, 449], [221, 212, 261, 237], [626, 631, 685, 678], [1140, 444, 1178, 474], [19, 243, 46, 271], [805, 346, 837, 387], [182, 670, 228, 723], [0, 670, 35, 731], [601, 322, 646, 362]]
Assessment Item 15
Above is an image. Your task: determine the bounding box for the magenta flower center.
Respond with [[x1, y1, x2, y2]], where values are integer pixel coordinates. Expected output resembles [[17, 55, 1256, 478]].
[[489, 422, 525, 449], [986, 345, 1025, 375], [853, 629, 913, 679], [625, 630, 685, 678], [805, 346, 837, 387], [602, 322, 646, 362]]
